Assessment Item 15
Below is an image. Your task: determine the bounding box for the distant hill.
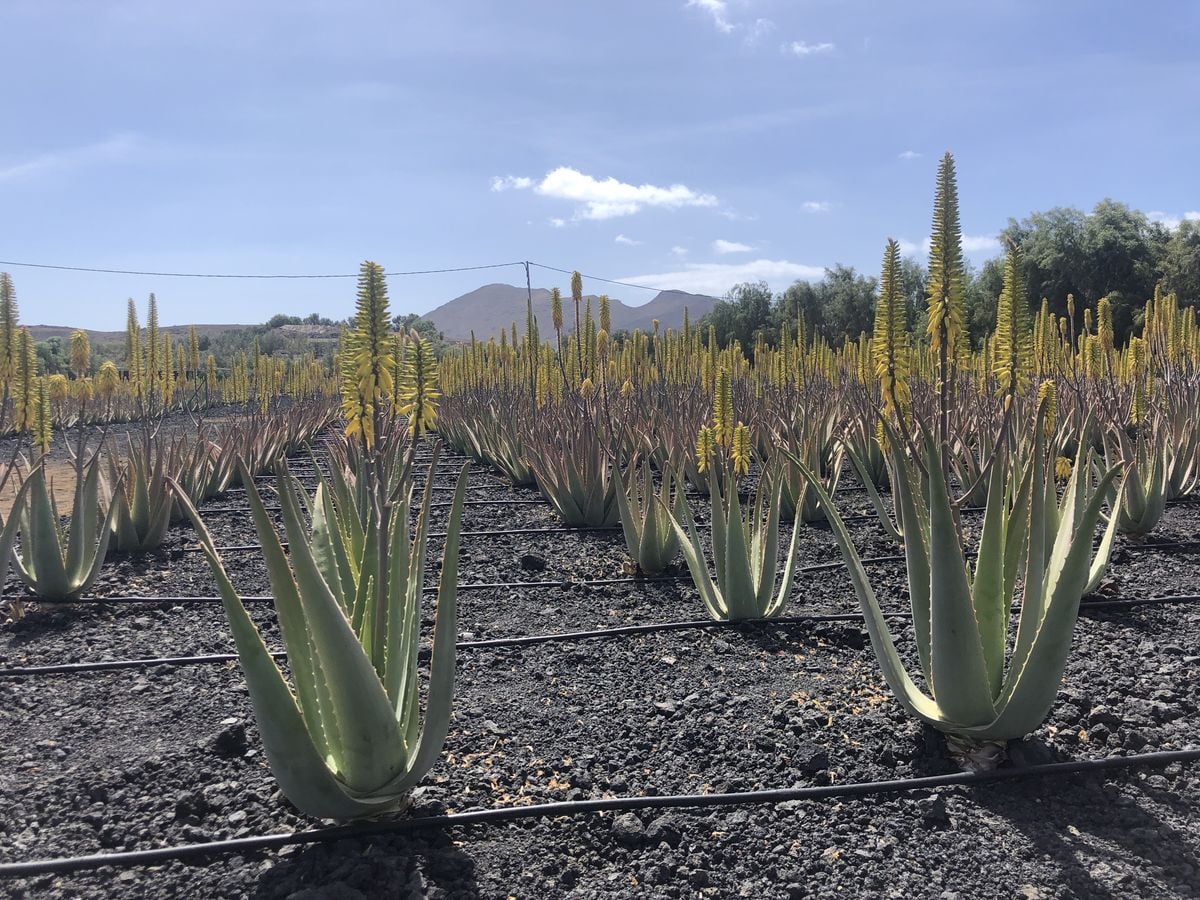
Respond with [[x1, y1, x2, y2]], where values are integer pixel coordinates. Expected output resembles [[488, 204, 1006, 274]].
[[419, 284, 718, 342], [27, 323, 243, 344], [26, 283, 719, 347]]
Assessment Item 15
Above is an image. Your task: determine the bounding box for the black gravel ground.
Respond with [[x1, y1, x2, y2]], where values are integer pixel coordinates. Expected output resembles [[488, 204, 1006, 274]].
[[1, 448, 1199, 898]]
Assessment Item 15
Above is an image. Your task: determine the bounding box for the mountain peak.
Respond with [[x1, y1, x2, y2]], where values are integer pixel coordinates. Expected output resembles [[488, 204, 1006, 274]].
[[420, 283, 717, 341]]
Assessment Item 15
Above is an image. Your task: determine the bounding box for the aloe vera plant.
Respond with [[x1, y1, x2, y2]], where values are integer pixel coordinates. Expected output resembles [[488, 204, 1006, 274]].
[[1107, 427, 1167, 536], [527, 421, 618, 527], [14, 457, 120, 600], [1040, 424, 1121, 596], [666, 468, 803, 621], [178, 449, 469, 820], [108, 440, 175, 554], [793, 415, 1121, 767], [614, 459, 683, 575], [770, 426, 844, 524]]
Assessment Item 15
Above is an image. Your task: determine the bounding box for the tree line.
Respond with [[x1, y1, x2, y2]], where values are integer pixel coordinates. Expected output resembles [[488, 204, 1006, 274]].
[[701, 200, 1199, 349]]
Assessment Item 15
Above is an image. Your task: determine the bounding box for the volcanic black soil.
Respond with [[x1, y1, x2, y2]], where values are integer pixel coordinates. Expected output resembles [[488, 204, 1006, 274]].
[[1, 445, 1199, 898]]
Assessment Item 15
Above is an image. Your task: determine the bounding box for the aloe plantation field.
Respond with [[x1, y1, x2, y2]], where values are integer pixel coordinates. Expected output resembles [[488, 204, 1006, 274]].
[[2, 156, 1200, 898]]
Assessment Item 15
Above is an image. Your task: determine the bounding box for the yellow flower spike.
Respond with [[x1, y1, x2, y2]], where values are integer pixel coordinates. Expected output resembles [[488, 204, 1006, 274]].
[[1054, 456, 1073, 483], [731, 423, 751, 476], [873, 238, 910, 416], [696, 425, 715, 474], [713, 367, 733, 448], [1036, 380, 1057, 438]]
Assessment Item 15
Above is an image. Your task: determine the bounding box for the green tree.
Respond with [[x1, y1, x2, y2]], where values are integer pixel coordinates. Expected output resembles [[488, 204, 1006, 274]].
[[822, 264, 878, 342], [1004, 200, 1169, 341], [394, 314, 446, 357], [964, 257, 1005, 348], [1161, 218, 1200, 306], [702, 281, 773, 348]]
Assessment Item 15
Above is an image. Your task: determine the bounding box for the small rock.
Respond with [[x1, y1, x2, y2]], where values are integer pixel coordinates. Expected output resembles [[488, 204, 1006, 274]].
[[213, 721, 248, 758], [1123, 729, 1148, 751], [519, 554, 547, 572], [796, 744, 830, 774], [653, 699, 677, 716], [1087, 706, 1122, 729], [612, 812, 645, 847], [646, 814, 683, 848], [920, 795, 951, 828]]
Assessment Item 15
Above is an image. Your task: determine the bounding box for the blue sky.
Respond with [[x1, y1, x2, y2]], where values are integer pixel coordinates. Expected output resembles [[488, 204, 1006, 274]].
[[2, 0, 1197, 330]]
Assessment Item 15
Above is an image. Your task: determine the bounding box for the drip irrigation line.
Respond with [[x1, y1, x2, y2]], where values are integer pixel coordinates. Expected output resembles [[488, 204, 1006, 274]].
[[174, 525, 633, 554], [0, 612, 870, 677], [1120, 540, 1200, 554], [9, 551, 913, 609], [6, 593, 1195, 678], [198, 498, 550, 515], [2, 747, 1196, 877]]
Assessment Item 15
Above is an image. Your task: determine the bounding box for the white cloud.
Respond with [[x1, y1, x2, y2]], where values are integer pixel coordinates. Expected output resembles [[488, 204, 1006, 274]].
[[898, 150, 922, 161], [614, 233, 642, 246], [1149, 210, 1200, 231], [533, 166, 717, 220], [549, 217, 567, 228], [621, 259, 825, 297], [713, 239, 754, 254], [686, 0, 734, 33], [963, 234, 1002, 253], [0, 134, 138, 183], [897, 234, 1001, 257], [783, 40, 835, 57], [490, 175, 533, 192], [745, 18, 775, 45], [719, 209, 757, 221], [670, 245, 689, 258], [802, 200, 833, 214]]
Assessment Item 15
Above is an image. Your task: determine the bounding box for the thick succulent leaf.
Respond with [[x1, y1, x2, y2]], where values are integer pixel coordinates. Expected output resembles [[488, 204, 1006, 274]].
[[766, 504, 804, 618], [924, 435, 995, 727], [708, 467, 728, 592], [0, 475, 38, 595], [664, 497, 726, 619], [883, 427, 933, 684], [377, 460, 468, 795], [959, 465, 1121, 741], [21, 468, 70, 599], [310, 482, 350, 605], [721, 485, 759, 620], [788, 454, 944, 724], [276, 467, 407, 793], [228, 464, 339, 772], [971, 454, 1010, 699], [64, 460, 100, 579]]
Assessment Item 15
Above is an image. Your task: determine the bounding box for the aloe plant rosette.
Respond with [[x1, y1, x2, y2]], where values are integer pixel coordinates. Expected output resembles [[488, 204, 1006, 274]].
[[666, 468, 803, 621], [14, 458, 121, 601], [177, 452, 469, 819], [792, 417, 1121, 767]]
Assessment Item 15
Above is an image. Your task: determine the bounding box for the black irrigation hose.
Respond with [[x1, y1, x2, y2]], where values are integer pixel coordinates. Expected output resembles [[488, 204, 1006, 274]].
[[73, 554, 911, 602], [173, 524, 629, 553], [198, 498, 550, 515], [1121, 540, 1200, 553], [5, 594, 1198, 679], [2, 747, 1196, 877]]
